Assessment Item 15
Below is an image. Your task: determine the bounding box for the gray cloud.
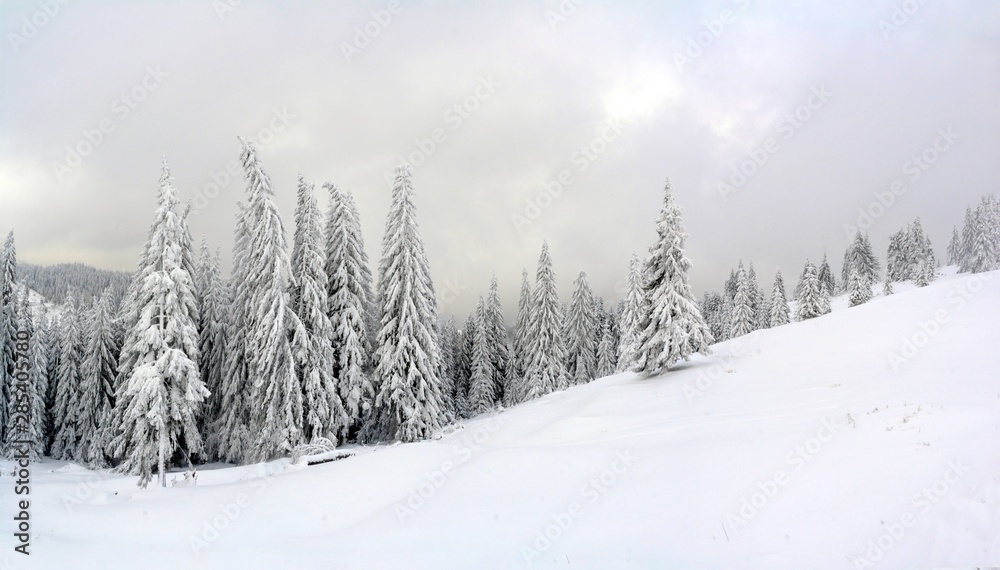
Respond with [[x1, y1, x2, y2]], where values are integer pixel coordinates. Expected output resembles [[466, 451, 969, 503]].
[[1, 0, 997, 319]]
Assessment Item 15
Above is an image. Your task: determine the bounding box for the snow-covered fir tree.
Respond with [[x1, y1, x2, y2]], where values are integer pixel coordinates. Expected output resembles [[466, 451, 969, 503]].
[[372, 165, 449, 442], [196, 242, 227, 458], [324, 182, 376, 440], [238, 140, 305, 461], [632, 180, 713, 374], [523, 241, 568, 399], [0, 231, 17, 444], [616, 252, 644, 371], [291, 176, 347, 444], [769, 270, 790, 327], [841, 231, 881, 287], [43, 313, 60, 453], [77, 289, 118, 466], [509, 269, 533, 403], [817, 254, 836, 296], [747, 263, 769, 331], [947, 226, 961, 266], [730, 265, 755, 338], [51, 291, 83, 460], [467, 297, 494, 417], [483, 276, 510, 403], [565, 271, 598, 385], [847, 267, 872, 307], [700, 291, 728, 343], [3, 295, 46, 461], [960, 195, 1000, 274], [595, 316, 616, 378], [455, 312, 477, 415], [796, 260, 830, 321], [108, 159, 208, 487]]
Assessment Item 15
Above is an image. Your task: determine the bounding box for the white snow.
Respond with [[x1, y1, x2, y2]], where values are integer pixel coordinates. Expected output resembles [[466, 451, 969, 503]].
[[3, 267, 999, 568]]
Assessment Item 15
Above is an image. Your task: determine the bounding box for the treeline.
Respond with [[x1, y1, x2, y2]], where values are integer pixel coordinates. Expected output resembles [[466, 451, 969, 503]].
[[19, 262, 130, 307]]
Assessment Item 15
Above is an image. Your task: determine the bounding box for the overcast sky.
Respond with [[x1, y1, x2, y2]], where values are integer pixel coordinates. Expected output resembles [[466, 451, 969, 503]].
[[1, 0, 998, 318]]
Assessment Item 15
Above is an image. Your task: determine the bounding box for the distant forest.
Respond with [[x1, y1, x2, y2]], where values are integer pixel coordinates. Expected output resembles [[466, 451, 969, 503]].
[[19, 262, 130, 307]]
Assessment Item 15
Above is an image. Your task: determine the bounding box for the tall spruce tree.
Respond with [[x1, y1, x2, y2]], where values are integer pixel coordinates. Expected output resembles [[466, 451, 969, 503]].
[[3, 295, 46, 461], [483, 276, 510, 403], [290, 175, 347, 444], [108, 160, 208, 487], [509, 269, 533, 403], [467, 297, 494, 416], [796, 260, 830, 321], [616, 252, 644, 372], [196, 243, 227, 458], [0, 231, 17, 444], [595, 316, 616, 378], [566, 271, 598, 385], [77, 289, 118, 466], [769, 270, 790, 327], [51, 292, 83, 460], [324, 182, 376, 439], [730, 266, 755, 338], [848, 267, 872, 307], [946, 226, 961, 266], [372, 165, 449, 442], [523, 241, 568, 399], [632, 180, 713, 374]]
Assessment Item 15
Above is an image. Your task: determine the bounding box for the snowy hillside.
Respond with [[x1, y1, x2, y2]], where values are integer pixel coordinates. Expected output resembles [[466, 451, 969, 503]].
[[3, 267, 999, 569]]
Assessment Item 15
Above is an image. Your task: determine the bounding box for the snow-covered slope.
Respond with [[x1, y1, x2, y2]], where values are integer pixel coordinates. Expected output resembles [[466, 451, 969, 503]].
[[3, 269, 999, 569]]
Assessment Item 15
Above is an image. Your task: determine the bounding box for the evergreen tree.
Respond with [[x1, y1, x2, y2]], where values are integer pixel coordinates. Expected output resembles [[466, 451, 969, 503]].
[[769, 270, 790, 327], [632, 180, 713, 374], [842, 231, 881, 287], [796, 260, 830, 321], [51, 292, 83, 460], [77, 289, 118, 466], [43, 314, 60, 453], [565, 271, 598, 385], [747, 263, 768, 330], [325, 182, 376, 438], [701, 291, 729, 342], [817, 254, 836, 296], [3, 295, 46, 461], [483, 276, 510, 403], [523, 241, 568, 399], [455, 312, 477, 415], [291, 176, 347, 444], [196, 243, 227, 458], [467, 297, 494, 416], [509, 269, 533, 403], [595, 316, 616, 378], [238, 140, 305, 461], [108, 160, 208, 487], [616, 252, 644, 371], [730, 266, 755, 338], [373, 165, 449, 442], [848, 267, 872, 307], [0, 231, 17, 445], [946, 226, 961, 266]]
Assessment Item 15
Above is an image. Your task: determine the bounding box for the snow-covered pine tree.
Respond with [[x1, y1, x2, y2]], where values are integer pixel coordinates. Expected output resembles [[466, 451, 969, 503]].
[[700, 291, 728, 342], [565, 271, 598, 385], [214, 202, 253, 462], [848, 267, 872, 307], [324, 182, 376, 440], [947, 226, 961, 266], [454, 312, 477, 415], [882, 273, 894, 296], [51, 291, 83, 460], [236, 140, 305, 461], [483, 276, 510, 403], [747, 263, 769, 330], [962, 196, 999, 274], [769, 270, 790, 327], [108, 159, 208, 487], [616, 252, 644, 372], [730, 265, 755, 338], [595, 316, 615, 378], [509, 269, 533, 403], [3, 295, 46, 460], [196, 243, 227, 458], [467, 297, 494, 417], [43, 313, 60, 453], [842, 231, 881, 287], [77, 289, 118, 466], [632, 180, 713, 374], [372, 165, 449, 442], [0, 231, 17, 445], [290, 175, 347, 444], [796, 260, 830, 320], [523, 241, 568, 399], [817, 254, 836, 296], [438, 315, 461, 409]]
